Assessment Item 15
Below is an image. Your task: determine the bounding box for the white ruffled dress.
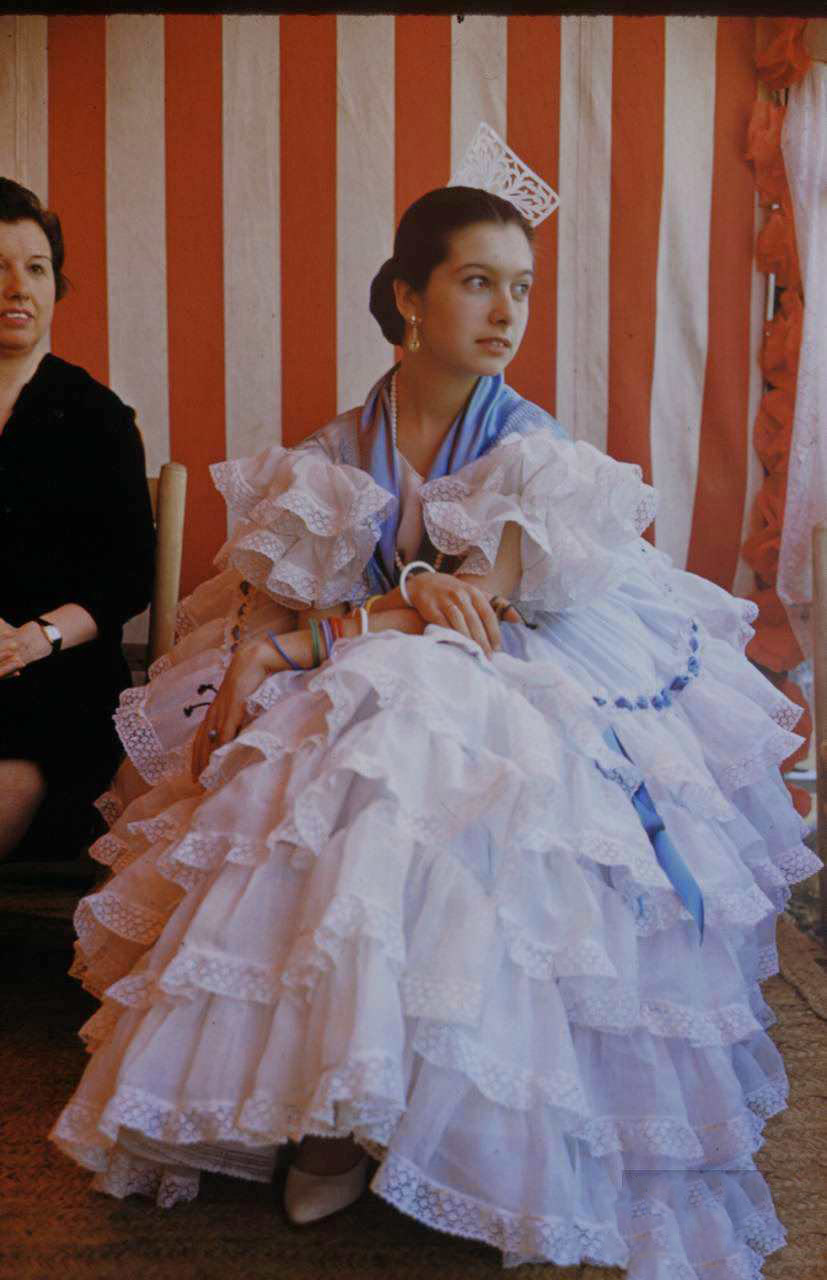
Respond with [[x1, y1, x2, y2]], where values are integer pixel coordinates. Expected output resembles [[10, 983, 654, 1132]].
[[51, 412, 820, 1277]]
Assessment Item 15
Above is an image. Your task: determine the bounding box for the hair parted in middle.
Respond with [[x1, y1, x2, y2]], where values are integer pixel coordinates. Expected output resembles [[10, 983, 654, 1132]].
[[369, 186, 534, 347]]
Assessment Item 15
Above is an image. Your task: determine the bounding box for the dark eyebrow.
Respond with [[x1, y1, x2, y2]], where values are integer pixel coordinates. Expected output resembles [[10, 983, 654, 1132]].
[[28, 254, 52, 262], [454, 261, 534, 277]]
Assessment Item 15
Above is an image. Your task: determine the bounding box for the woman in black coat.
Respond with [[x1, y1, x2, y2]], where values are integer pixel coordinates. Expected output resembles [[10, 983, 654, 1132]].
[[0, 178, 155, 858]]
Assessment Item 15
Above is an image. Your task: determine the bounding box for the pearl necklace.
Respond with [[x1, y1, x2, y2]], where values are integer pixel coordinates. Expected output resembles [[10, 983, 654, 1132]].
[[389, 371, 444, 576]]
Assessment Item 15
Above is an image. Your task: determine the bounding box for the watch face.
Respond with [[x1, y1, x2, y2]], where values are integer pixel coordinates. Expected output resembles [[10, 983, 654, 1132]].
[[38, 621, 62, 650]]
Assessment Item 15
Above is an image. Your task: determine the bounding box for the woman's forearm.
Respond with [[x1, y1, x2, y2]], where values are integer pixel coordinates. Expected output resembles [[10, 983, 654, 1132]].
[[16, 604, 98, 664], [254, 605, 426, 672]]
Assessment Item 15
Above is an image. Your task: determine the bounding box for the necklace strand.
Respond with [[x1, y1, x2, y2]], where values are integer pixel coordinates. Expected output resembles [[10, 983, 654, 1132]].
[[390, 371, 443, 576]]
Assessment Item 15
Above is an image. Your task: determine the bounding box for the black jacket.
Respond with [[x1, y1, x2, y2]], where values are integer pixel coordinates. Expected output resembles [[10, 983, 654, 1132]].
[[0, 353, 156, 783]]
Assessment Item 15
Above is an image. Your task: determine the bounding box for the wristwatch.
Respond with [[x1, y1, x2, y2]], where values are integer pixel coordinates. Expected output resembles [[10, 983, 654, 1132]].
[[35, 616, 63, 654]]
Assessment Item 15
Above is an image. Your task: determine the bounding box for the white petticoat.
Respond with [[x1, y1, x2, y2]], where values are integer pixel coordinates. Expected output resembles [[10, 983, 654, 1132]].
[[51, 425, 819, 1277]]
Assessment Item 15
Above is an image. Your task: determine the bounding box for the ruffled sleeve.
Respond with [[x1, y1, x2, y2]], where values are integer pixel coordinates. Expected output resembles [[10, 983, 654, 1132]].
[[210, 443, 394, 609], [420, 430, 657, 614]]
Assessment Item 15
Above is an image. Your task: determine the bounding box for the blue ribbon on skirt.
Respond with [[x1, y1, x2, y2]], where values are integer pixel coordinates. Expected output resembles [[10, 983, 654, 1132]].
[[606, 728, 705, 942]]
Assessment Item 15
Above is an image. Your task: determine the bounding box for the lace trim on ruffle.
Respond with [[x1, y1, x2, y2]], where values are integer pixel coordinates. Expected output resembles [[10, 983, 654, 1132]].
[[626, 1195, 784, 1280], [55, 1090, 253, 1155], [90, 831, 150, 879], [750, 843, 822, 916], [75, 889, 167, 948], [102, 971, 155, 1009], [738, 1205, 787, 1259], [624, 880, 776, 938], [91, 832, 128, 868], [94, 789, 123, 827], [757, 942, 779, 982], [576, 1107, 771, 1165], [745, 1076, 788, 1121], [113, 686, 167, 785], [421, 435, 657, 614], [717, 722, 807, 794], [209, 455, 261, 519], [70, 940, 132, 1001], [153, 829, 266, 891], [281, 894, 406, 994], [225, 529, 373, 611], [373, 1150, 629, 1269], [776, 841, 822, 881], [158, 945, 283, 1006], [213, 458, 393, 609], [414, 1022, 786, 1164], [174, 598, 198, 640], [147, 652, 174, 680], [736, 603, 760, 653], [566, 986, 768, 1047], [413, 1022, 588, 1115], [78, 1001, 122, 1050], [639, 551, 760, 657], [500, 919, 618, 982], [239, 1054, 404, 1143]]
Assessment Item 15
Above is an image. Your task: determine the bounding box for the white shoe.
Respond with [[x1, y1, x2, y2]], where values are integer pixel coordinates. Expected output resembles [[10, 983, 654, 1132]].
[[283, 1153, 370, 1225]]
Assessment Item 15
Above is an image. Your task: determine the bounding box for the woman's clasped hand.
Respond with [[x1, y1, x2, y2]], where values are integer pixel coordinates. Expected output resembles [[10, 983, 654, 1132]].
[[404, 571, 505, 656], [0, 616, 53, 678]]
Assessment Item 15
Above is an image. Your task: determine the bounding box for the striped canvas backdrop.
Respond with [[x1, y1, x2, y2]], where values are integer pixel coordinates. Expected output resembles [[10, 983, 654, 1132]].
[[1, 13, 764, 602]]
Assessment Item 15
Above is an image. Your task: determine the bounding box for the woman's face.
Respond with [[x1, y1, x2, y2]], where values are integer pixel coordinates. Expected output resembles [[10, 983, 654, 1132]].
[[0, 219, 56, 359], [399, 220, 534, 381]]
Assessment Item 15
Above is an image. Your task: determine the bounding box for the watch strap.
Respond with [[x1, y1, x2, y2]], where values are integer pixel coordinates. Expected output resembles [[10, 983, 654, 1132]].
[[35, 617, 62, 654]]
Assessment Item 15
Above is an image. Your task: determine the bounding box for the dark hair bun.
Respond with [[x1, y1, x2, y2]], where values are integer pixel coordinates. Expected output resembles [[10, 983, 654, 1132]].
[[369, 258, 404, 346]]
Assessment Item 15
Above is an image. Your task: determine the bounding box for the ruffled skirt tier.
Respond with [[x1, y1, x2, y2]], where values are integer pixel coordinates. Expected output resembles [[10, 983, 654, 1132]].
[[52, 546, 819, 1277]]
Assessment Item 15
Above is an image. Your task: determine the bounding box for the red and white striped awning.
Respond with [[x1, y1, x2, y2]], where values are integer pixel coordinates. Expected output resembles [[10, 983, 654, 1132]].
[[0, 14, 764, 599]]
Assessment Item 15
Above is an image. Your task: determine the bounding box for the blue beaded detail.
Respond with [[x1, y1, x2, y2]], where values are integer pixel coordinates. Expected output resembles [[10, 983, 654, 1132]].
[[592, 618, 701, 713]]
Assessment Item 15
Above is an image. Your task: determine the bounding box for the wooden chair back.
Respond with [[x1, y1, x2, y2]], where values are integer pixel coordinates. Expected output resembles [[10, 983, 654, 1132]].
[[146, 461, 187, 669]]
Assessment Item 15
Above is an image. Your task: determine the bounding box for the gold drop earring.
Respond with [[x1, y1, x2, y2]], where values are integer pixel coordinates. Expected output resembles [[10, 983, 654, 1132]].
[[405, 315, 421, 354]]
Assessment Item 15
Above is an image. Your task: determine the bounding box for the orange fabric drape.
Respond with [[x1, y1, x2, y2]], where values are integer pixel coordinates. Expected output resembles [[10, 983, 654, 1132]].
[[742, 17, 812, 811]]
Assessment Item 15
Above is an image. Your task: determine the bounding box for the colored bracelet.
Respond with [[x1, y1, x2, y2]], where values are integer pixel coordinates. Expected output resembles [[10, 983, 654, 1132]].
[[330, 615, 346, 641], [267, 630, 304, 671], [308, 618, 322, 668], [363, 594, 382, 615], [358, 607, 369, 636], [399, 560, 436, 606], [320, 618, 334, 660]]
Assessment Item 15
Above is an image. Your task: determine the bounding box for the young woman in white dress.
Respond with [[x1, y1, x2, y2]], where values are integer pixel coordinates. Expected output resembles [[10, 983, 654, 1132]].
[[52, 185, 817, 1278]]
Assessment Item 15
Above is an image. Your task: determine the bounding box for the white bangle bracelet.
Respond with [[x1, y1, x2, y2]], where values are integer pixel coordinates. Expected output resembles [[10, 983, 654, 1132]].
[[399, 560, 436, 606], [358, 606, 369, 636]]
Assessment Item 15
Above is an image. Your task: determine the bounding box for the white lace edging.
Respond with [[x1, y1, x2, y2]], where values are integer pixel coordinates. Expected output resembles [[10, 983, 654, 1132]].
[[94, 1150, 201, 1208], [112, 686, 168, 785], [94, 790, 123, 827], [373, 1150, 629, 1269], [565, 984, 771, 1047], [420, 433, 657, 614], [211, 451, 394, 609]]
